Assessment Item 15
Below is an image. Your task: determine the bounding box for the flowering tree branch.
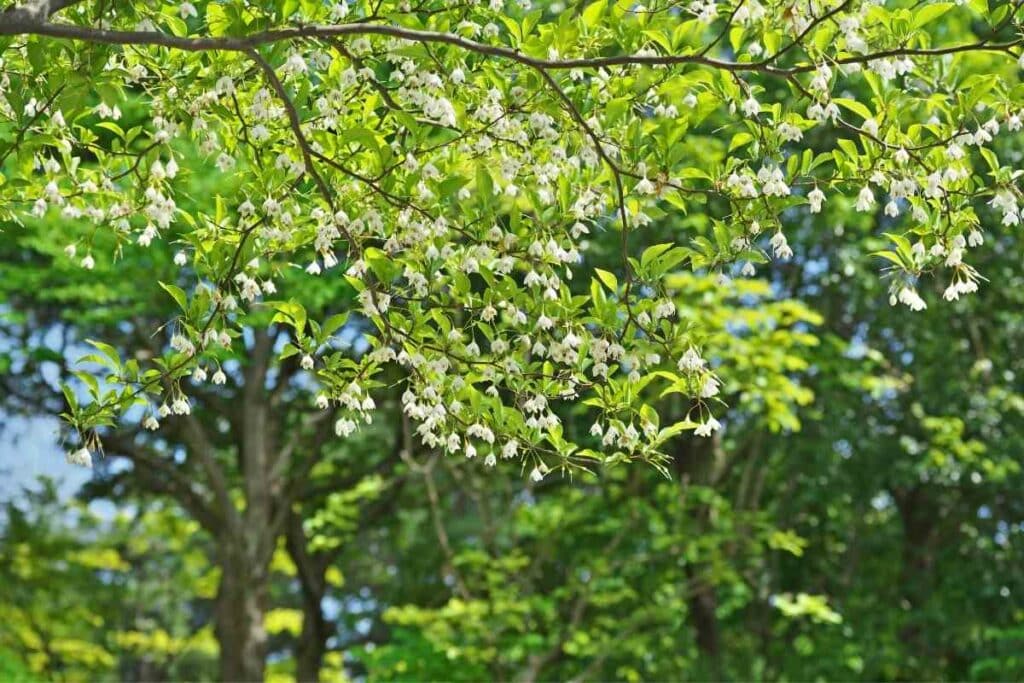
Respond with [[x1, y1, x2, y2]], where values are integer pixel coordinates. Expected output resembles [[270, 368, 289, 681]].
[[1, 12, 1021, 74], [2, 0, 1023, 478]]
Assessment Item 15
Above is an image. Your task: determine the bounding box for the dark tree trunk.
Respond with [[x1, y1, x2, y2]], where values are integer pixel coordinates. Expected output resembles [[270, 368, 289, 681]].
[[294, 596, 329, 682], [893, 485, 939, 652], [675, 435, 724, 678], [685, 563, 722, 659], [214, 542, 269, 682], [286, 512, 330, 682]]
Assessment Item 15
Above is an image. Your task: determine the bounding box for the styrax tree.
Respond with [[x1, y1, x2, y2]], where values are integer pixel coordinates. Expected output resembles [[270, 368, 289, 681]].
[[2, 0, 1022, 472], [2, 0, 1024, 679], [0, 207, 401, 680]]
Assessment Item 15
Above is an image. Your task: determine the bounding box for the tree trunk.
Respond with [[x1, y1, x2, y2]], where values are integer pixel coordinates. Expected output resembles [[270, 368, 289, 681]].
[[893, 485, 939, 652], [684, 564, 722, 667], [294, 597, 329, 682], [286, 511, 330, 682], [675, 436, 724, 678], [214, 542, 269, 682]]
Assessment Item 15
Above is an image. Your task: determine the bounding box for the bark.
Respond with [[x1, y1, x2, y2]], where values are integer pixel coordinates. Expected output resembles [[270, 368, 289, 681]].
[[286, 513, 330, 682], [893, 485, 939, 652], [674, 436, 724, 677], [294, 588, 329, 682], [684, 564, 722, 662], [214, 539, 270, 683], [210, 330, 277, 682]]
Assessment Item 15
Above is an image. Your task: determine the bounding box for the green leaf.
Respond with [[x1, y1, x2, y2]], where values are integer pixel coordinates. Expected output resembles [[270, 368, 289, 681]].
[[911, 2, 954, 29], [581, 0, 607, 27], [320, 312, 351, 339], [640, 243, 673, 268], [85, 340, 121, 370], [205, 4, 231, 36], [594, 268, 618, 292], [834, 98, 873, 122], [94, 121, 125, 139], [728, 132, 754, 153], [871, 250, 906, 269], [158, 282, 188, 313]]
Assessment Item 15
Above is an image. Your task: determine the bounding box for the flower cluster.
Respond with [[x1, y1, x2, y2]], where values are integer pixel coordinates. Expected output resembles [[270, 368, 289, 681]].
[[30, 0, 1024, 474]]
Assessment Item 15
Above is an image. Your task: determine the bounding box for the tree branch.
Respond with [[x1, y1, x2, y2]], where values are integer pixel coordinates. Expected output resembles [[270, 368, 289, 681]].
[[3, 17, 1016, 76]]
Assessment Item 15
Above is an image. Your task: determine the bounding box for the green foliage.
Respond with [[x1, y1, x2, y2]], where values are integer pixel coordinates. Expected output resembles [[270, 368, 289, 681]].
[[0, 481, 217, 680], [1, 0, 1024, 680]]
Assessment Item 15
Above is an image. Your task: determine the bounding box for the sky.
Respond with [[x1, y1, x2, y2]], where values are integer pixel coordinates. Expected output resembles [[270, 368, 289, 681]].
[[0, 414, 89, 505]]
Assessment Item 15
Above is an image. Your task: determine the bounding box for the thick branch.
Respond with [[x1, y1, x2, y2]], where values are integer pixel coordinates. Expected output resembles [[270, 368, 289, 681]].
[[101, 431, 223, 532], [2, 17, 1017, 76]]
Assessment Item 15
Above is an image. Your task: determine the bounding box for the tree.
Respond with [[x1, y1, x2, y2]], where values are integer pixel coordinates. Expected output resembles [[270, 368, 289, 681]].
[[0, 201, 404, 680], [0, 479, 219, 681], [3, 0, 1024, 679], [2, 0, 1021, 469]]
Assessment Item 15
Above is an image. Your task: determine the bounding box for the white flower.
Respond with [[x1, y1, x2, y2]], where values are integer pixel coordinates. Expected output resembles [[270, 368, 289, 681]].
[[66, 447, 93, 468], [215, 153, 235, 171], [502, 440, 519, 459], [251, 124, 270, 142], [80, 254, 95, 270], [855, 186, 875, 212], [179, 2, 197, 19], [64, 244, 76, 258], [896, 286, 927, 312], [143, 416, 160, 431], [741, 96, 761, 117], [530, 465, 546, 482], [690, 0, 718, 21], [172, 397, 191, 415], [758, 166, 789, 197], [777, 122, 803, 142], [770, 231, 794, 260], [315, 393, 330, 409], [174, 251, 188, 266], [678, 347, 705, 372], [694, 416, 722, 438], [212, 369, 227, 385], [215, 76, 236, 96], [335, 417, 357, 437], [635, 176, 655, 195], [300, 354, 315, 370], [808, 187, 825, 213]]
